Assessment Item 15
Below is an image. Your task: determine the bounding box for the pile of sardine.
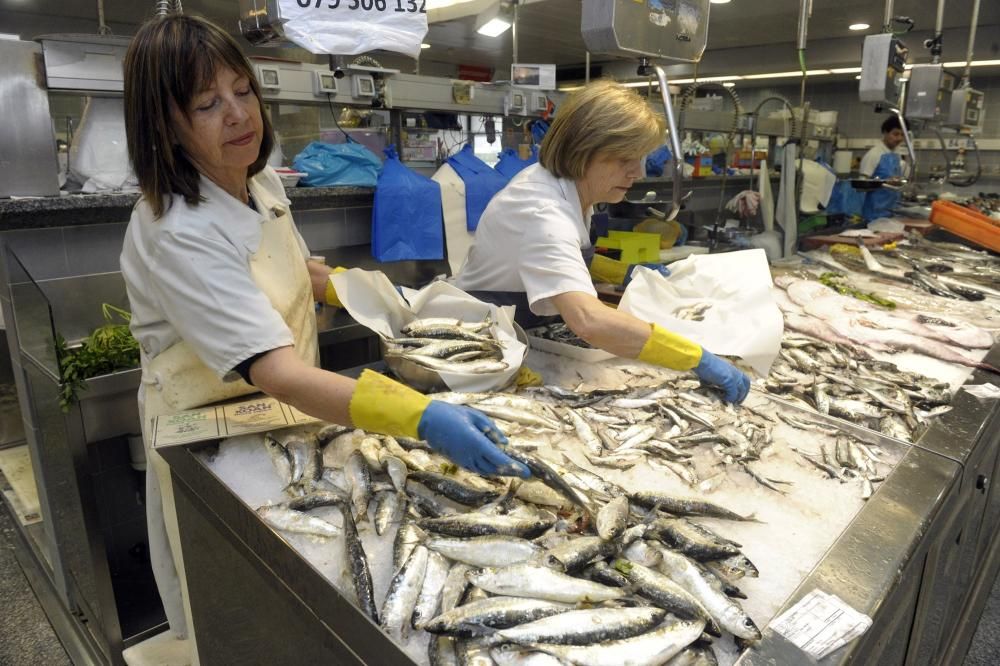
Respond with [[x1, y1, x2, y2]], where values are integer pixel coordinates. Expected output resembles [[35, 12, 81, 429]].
[[764, 334, 953, 443], [529, 323, 594, 349], [256, 421, 767, 665], [384, 317, 509, 374]]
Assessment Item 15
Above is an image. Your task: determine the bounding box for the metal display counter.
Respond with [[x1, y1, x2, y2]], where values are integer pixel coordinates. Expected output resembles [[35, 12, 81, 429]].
[[155, 345, 1000, 666]]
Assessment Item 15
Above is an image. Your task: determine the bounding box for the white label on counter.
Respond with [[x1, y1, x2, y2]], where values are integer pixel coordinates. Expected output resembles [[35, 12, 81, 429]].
[[770, 589, 872, 660], [963, 383, 1000, 400], [151, 394, 320, 448]]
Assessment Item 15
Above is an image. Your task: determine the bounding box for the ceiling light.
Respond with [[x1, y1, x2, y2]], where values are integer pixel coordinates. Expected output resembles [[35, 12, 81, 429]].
[[856, 75, 862, 79], [943, 59, 1000, 68], [420, 43, 431, 49], [849, 23, 870, 31], [475, 2, 512, 37], [830, 67, 862, 74], [0, 33, 20, 41], [722, 82, 736, 87], [697, 75, 741, 82], [710, 0, 732, 4]]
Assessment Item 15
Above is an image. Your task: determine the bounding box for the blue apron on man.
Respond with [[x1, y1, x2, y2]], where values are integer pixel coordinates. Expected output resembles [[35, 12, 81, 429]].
[[862, 152, 902, 221]]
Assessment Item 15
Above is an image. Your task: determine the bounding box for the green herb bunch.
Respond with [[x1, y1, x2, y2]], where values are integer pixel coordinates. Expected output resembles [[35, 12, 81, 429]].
[[57, 304, 140, 411]]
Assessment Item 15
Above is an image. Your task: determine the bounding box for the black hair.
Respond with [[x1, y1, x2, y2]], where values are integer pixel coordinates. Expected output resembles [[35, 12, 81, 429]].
[[880, 115, 903, 134]]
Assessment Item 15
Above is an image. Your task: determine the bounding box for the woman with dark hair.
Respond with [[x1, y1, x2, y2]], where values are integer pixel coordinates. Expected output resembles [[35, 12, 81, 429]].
[[119, 15, 526, 654]]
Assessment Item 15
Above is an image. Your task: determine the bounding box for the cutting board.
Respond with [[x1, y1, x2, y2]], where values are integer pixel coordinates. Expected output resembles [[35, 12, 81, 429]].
[[800, 231, 905, 250]]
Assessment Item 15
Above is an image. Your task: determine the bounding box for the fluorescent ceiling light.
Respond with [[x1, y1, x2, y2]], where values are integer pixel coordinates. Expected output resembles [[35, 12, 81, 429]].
[[477, 17, 511, 36], [722, 81, 736, 87], [743, 70, 829, 79], [849, 23, 870, 31], [697, 75, 741, 82], [943, 59, 1000, 68], [710, 0, 732, 4], [0, 33, 20, 40], [475, 2, 512, 37], [420, 43, 431, 49], [830, 67, 862, 73]]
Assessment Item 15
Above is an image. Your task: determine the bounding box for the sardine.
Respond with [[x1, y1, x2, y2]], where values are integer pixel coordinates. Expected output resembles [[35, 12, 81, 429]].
[[630, 492, 757, 522], [429, 635, 460, 666], [380, 545, 429, 641], [388, 351, 508, 374], [424, 597, 572, 636], [655, 546, 762, 641], [344, 450, 373, 522], [667, 646, 720, 666], [409, 470, 503, 506], [531, 618, 706, 666], [374, 490, 405, 536], [566, 408, 604, 456], [492, 607, 667, 647], [337, 502, 378, 623], [596, 496, 630, 541], [412, 551, 451, 630], [612, 559, 718, 632], [542, 536, 617, 573], [426, 535, 543, 567], [264, 433, 293, 488], [467, 564, 625, 603], [440, 563, 473, 614], [419, 512, 555, 539], [256, 505, 339, 539], [393, 519, 424, 574]]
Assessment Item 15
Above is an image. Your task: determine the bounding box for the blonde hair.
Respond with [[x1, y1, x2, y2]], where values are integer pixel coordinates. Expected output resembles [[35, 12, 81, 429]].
[[539, 79, 665, 179]]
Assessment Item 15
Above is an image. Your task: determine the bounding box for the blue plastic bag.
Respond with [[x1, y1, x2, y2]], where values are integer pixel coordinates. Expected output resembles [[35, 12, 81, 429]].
[[825, 179, 865, 218], [645, 145, 672, 177], [495, 147, 538, 179], [447, 145, 510, 232], [372, 146, 444, 262], [292, 139, 382, 187]]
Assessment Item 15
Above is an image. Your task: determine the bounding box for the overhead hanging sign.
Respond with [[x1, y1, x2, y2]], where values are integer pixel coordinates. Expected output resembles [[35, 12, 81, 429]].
[[277, 0, 428, 59]]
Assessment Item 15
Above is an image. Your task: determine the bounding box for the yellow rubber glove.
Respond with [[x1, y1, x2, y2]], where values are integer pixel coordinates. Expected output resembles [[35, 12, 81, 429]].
[[349, 369, 430, 439], [589, 254, 629, 285], [637, 323, 703, 371], [324, 266, 349, 308], [515, 366, 543, 388]]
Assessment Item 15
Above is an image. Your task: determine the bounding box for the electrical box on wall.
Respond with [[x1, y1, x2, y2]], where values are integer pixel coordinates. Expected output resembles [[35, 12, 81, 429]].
[[352, 74, 376, 98], [859, 34, 907, 106], [256, 64, 281, 91], [313, 70, 338, 96], [905, 64, 956, 121], [508, 90, 526, 113], [945, 86, 985, 131], [530, 93, 548, 113]]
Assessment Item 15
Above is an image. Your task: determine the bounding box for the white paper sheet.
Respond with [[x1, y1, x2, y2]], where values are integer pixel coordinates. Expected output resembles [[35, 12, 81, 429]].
[[330, 270, 526, 392], [617, 249, 784, 377], [433, 163, 475, 275]]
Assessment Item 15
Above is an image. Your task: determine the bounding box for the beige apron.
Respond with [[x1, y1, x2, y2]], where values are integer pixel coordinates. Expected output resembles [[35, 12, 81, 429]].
[[138, 176, 318, 659]]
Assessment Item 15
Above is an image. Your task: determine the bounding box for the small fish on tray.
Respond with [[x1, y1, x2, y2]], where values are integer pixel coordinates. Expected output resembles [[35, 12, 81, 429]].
[[383, 316, 509, 374]]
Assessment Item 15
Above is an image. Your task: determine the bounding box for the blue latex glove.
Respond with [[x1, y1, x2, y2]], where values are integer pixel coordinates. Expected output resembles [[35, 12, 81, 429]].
[[624, 263, 671, 287], [694, 349, 751, 404], [417, 401, 531, 478]]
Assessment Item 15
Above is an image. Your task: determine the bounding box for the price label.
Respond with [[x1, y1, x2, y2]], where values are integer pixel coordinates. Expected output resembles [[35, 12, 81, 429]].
[[293, 0, 425, 12]]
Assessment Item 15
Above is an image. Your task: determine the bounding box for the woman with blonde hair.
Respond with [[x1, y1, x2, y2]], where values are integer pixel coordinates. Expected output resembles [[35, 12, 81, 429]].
[[454, 79, 749, 403]]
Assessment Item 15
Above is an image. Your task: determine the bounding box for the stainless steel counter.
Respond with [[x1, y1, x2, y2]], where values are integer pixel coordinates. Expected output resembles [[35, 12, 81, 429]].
[[155, 344, 1000, 666]]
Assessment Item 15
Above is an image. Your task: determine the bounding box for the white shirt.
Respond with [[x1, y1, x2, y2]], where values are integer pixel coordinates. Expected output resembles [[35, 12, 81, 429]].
[[120, 166, 310, 378], [859, 142, 891, 177], [453, 164, 597, 316]]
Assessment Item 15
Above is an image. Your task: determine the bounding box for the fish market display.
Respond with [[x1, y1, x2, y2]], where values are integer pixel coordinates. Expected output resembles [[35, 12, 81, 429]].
[[384, 316, 509, 374], [204, 353, 909, 666]]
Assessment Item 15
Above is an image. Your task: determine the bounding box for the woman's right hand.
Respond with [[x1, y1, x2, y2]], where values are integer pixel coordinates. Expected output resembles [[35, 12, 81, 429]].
[[417, 401, 531, 478]]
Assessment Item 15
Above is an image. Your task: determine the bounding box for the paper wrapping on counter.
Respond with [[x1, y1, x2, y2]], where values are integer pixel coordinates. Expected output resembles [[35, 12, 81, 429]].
[[330, 270, 525, 392], [617, 249, 783, 377]]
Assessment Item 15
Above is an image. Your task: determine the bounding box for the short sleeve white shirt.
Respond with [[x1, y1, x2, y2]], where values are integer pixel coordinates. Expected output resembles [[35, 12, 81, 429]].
[[859, 142, 891, 177], [452, 164, 597, 316], [120, 167, 310, 379]]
